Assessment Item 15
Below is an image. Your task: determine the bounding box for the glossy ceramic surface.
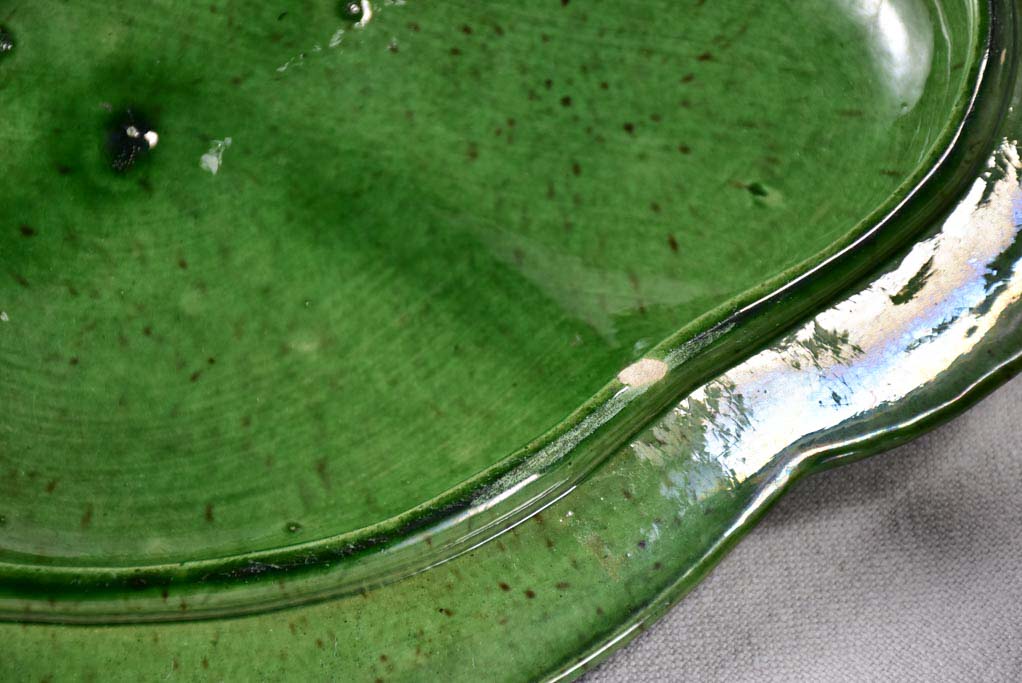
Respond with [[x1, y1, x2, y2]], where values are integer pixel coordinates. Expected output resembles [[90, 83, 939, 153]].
[[1, 0, 1019, 680]]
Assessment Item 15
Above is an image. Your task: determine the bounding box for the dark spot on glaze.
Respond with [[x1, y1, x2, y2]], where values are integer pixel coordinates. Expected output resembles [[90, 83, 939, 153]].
[[696, 51, 713, 61], [555, 581, 570, 590], [19, 224, 36, 237], [650, 202, 661, 213], [637, 540, 647, 549], [667, 234, 679, 253], [449, 47, 462, 56], [678, 144, 691, 154], [69, 357, 79, 366], [460, 24, 472, 34], [204, 503, 215, 523], [201, 657, 209, 670], [379, 654, 389, 663], [44, 480, 58, 494], [524, 589, 536, 599], [315, 638, 324, 649], [653, 561, 662, 570], [438, 607, 454, 617], [746, 182, 769, 197], [623, 122, 635, 135], [571, 161, 581, 176], [190, 370, 202, 382], [498, 582, 511, 591], [277, 11, 288, 20], [161, 588, 169, 601], [560, 95, 572, 107], [178, 258, 188, 270], [681, 73, 695, 83]]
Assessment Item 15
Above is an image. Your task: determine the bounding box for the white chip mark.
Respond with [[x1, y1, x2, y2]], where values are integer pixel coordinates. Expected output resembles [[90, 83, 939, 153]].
[[329, 27, 346, 47], [617, 358, 668, 388], [0, 311, 8, 322], [144, 130, 159, 149], [355, 0, 373, 28], [200, 137, 232, 175]]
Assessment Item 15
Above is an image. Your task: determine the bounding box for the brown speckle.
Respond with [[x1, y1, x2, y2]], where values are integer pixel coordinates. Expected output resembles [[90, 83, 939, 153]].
[[498, 582, 511, 591], [439, 607, 454, 617], [571, 161, 581, 176], [178, 258, 188, 270], [696, 51, 713, 61], [681, 73, 695, 83], [668, 234, 679, 252], [69, 357, 79, 366], [555, 581, 570, 590], [449, 47, 461, 56], [201, 658, 209, 669], [623, 122, 635, 135], [44, 480, 58, 494], [80, 504, 93, 529], [315, 458, 330, 487], [204, 503, 215, 523], [524, 589, 536, 599], [560, 95, 572, 107]]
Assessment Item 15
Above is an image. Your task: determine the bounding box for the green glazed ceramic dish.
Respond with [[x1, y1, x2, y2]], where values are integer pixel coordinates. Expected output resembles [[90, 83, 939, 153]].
[[1, 0, 1021, 679]]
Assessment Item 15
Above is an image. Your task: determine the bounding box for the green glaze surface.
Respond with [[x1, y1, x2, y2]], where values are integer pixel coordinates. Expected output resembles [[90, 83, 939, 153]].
[[2, 0, 1019, 680]]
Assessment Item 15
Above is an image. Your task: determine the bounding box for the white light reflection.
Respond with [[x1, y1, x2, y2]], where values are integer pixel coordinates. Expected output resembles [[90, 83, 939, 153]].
[[841, 0, 934, 111], [633, 140, 1022, 492]]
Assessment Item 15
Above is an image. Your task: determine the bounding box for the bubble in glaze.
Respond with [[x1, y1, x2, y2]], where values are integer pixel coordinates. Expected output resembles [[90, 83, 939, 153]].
[[341, 1, 363, 21], [107, 110, 158, 173], [0, 27, 13, 55]]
